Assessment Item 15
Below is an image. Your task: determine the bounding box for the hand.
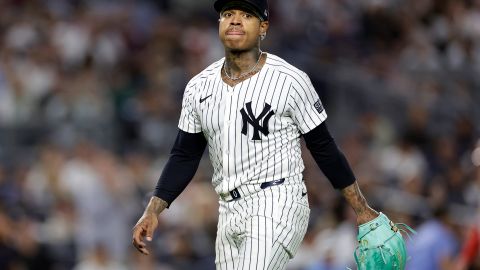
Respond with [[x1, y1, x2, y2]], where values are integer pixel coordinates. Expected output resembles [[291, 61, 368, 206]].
[[132, 212, 158, 255], [132, 196, 168, 255], [356, 206, 379, 225]]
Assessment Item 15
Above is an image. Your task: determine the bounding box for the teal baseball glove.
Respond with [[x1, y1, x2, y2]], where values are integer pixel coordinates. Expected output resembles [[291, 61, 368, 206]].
[[354, 212, 415, 270]]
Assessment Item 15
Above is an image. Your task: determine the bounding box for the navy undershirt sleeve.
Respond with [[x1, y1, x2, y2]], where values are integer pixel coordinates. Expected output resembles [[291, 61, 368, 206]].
[[303, 122, 356, 189], [153, 129, 207, 206]]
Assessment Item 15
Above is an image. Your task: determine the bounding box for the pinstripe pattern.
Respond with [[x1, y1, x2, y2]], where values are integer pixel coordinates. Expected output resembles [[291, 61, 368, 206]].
[[178, 53, 327, 195], [216, 181, 309, 270], [177, 53, 323, 269]]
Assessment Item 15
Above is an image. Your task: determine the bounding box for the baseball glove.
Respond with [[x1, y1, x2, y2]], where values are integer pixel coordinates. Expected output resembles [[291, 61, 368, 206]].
[[353, 212, 415, 270]]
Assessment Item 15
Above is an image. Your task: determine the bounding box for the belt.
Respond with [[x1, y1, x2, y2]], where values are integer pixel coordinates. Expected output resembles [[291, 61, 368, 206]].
[[219, 178, 285, 202]]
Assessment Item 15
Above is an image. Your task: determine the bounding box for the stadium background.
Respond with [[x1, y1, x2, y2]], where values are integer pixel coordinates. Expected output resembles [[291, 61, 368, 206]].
[[0, 0, 479, 269]]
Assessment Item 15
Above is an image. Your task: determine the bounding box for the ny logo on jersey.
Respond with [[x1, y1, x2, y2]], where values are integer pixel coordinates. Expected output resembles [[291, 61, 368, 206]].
[[240, 102, 275, 141]]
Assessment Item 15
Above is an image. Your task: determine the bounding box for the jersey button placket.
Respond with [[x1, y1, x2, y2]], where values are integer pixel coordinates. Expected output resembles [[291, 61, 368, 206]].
[[222, 88, 233, 179]]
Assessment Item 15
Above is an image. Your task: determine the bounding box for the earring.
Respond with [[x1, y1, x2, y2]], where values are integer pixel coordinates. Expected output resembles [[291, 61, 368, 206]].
[[260, 33, 266, 40]]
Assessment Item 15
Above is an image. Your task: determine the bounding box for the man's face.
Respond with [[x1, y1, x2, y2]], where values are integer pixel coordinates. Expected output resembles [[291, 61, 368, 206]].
[[219, 8, 268, 51]]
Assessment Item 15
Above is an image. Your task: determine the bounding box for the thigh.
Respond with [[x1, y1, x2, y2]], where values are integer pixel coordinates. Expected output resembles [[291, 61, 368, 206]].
[[215, 203, 240, 270], [265, 241, 291, 270], [235, 224, 291, 270], [234, 212, 275, 270], [235, 185, 309, 270]]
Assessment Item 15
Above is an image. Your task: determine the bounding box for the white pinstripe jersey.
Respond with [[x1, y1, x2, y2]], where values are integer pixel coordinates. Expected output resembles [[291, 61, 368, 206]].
[[178, 53, 327, 195]]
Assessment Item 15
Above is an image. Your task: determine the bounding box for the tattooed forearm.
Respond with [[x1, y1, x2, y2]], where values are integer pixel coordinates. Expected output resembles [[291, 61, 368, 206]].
[[341, 181, 378, 224], [144, 196, 169, 216], [342, 182, 368, 214]]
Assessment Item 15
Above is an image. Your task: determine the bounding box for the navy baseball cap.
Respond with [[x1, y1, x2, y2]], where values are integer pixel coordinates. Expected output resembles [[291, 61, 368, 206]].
[[214, 0, 269, 21]]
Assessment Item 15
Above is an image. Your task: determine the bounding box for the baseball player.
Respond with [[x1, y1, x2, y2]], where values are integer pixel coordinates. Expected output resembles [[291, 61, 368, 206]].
[[132, 0, 392, 269]]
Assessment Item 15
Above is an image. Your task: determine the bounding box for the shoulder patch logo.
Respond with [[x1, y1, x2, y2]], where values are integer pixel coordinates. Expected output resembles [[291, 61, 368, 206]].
[[314, 100, 324, 114]]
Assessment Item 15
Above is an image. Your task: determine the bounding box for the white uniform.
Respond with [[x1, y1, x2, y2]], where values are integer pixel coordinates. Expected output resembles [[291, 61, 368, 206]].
[[178, 53, 327, 270]]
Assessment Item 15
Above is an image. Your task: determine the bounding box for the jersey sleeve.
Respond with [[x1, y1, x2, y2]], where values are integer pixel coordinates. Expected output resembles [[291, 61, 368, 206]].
[[288, 72, 328, 134], [178, 82, 202, 133]]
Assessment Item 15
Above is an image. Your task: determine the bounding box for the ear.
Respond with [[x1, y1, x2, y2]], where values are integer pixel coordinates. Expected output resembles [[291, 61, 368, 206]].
[[259, 21, 269, 36]]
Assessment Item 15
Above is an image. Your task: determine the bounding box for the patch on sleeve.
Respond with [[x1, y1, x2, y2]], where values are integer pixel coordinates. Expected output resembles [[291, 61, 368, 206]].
[[314, 100, 324, 113]]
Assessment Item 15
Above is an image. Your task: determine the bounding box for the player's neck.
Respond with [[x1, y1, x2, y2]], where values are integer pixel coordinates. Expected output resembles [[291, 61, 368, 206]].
[[224, 49, 263, 77]]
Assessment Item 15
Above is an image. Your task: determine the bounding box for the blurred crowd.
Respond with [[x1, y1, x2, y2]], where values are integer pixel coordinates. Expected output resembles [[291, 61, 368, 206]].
[[0, 0, 479, 269]]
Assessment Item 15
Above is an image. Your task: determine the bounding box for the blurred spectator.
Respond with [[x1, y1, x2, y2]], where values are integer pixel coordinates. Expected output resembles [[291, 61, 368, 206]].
[[302, 199, 357, 270], [406, 205, 460, 270], [455, 165, 480, 270], [58, 141, 136, 261], [73, 243, 127, 270], [455, 213, 480, 270]]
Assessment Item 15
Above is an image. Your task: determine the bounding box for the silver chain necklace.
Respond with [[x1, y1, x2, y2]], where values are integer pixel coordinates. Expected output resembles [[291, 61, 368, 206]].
[[223, 51, 264, 81]]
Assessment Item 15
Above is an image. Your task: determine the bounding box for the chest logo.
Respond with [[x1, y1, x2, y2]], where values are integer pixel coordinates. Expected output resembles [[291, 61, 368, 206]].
[[240, 102, 275, 140]]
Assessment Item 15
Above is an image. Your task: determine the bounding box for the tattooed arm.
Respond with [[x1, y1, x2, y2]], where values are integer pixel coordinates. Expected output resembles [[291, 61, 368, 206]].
[[341, 181, 379, 224]]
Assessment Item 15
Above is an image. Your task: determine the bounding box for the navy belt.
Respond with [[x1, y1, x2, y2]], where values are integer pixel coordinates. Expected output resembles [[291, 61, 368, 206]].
[[221, 178, 285, 202]]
